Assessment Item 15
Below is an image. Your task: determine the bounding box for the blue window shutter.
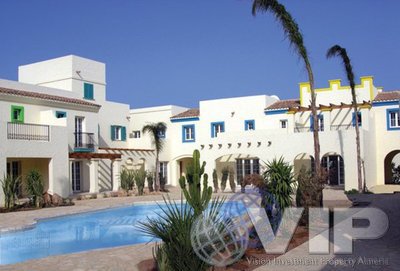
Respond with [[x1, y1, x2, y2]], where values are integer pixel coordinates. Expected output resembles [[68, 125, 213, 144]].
[[352, 112, 362, 127], [121, 126, 127, 141], [193, 125, 195, 140], [111, 125, 115, 141], [84, 83, 94, 99], [310, 116, 314, 131]]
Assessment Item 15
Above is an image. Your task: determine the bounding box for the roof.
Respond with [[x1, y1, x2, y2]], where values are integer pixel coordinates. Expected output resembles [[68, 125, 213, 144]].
[[265, 99, 300, 111], [170, 108, 200, 119], [373, 91, 400, 102], [0, 86, 101, 108], [69, 152, 121, 159]]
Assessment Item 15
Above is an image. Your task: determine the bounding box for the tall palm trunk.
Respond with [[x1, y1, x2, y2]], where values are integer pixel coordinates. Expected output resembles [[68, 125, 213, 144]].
[[155, 152, 160, 191], [327, 45, 362, 192]]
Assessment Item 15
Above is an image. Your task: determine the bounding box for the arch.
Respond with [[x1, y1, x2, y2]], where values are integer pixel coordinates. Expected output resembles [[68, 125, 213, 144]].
[[293, 153, 314, 176], [384, 150, 400, 184], [322, 153, 344, 186]]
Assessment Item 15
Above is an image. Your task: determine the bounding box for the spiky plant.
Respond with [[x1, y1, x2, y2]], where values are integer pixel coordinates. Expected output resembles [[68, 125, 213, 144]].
[[120, 168, 135, 192], [134, 168, 147, 196], [25, 169, 44, 208], [1, 175, 21, 209], [252, 0, 323, 203], [146, 171, 154, 192], [142, 122, 167, 192], [212, 169, 219, 193], [327, 45, 363, 192]]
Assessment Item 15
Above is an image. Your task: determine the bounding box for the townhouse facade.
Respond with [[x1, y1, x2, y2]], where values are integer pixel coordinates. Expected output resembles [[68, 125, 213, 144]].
[[0, 55, 399, 204]]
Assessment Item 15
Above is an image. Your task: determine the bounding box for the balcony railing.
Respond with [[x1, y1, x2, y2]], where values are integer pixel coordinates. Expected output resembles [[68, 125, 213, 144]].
[[330, 124, 355, 131], [7, 122, 50, 141], [294, 126, 312, 133], [74, 132, 95, 152]]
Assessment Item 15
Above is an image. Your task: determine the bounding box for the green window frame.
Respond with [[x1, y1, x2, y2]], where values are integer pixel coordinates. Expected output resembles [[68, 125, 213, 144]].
[[111, 125, 127, 141], [83, 83, 94, 100], [55, 111, 67, 118], [11, 105, 24, 123]]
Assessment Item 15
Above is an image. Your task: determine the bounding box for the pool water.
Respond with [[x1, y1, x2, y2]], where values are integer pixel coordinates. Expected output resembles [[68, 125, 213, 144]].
[[0, 201, 245, 265]]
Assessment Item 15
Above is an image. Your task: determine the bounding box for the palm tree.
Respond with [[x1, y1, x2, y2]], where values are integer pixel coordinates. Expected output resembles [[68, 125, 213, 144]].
[[327, 45, 362, 192], [252, 0, 322, 200], [142, 122, 167, 192]]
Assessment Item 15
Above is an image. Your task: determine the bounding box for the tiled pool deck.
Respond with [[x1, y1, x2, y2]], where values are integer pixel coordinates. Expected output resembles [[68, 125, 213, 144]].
[[0, 188, 352, 271]]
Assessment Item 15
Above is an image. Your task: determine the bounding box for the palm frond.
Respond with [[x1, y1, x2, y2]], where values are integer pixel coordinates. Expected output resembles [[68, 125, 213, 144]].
[[326, 45, 355, 89]]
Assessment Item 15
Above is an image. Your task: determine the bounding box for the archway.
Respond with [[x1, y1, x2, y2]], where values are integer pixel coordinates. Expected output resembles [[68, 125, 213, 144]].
[[384, 150, 400, 184], [293, 153, 314, 176], [322, 153, 344, 186]]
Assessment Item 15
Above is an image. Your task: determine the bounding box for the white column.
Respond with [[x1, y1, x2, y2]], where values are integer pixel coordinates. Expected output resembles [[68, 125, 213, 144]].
[[0, 156, 6, 207], [48, 159, 54, 194], [112, 159, 121, 191], [89, 159, 99, 193]]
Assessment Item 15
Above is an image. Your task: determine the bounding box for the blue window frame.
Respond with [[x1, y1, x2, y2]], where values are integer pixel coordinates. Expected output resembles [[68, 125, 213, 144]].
[[84, 83, 94, 100], [211, 122, 225, 138], [244, 120, 255, 131], [182, 125, 195, 142], [158, 128, 166, 138], [352, 112, 362, 127], [387, 108, 400, 130], [55, 111, 67, 118], [111, 125, 126, 141], [310, 114, 324, 131]]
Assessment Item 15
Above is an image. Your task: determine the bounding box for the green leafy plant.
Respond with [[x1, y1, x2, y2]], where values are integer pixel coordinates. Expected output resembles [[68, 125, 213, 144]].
[[147, 171, 154, 192], [120, 168, 135, 193], [134, 168, 146, 196], [1, 175, 21, 209], [25, 169, 44, 208], [212, 169, 219, 193], [179, 149, 213, 216], [220, 167, 229, 192], [160, 173, 167, 192], [344, 189, 359, 195], [229, 168, 236, 193]]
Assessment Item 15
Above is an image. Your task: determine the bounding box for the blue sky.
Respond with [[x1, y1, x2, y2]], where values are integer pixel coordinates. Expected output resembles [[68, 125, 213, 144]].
[[0, 0, 399, 108]]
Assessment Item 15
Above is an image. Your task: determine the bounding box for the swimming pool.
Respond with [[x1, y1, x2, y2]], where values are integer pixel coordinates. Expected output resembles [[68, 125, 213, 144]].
[[0, 201, 244, 265]]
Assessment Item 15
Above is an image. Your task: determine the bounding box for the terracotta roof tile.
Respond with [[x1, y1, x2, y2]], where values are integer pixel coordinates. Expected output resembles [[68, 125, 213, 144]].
[[265, 99, 300, 110], [69, 152, 121, 159], [373, 91, 400, 102], [171, 108, 200, 119], [0, 87, 101, 108]]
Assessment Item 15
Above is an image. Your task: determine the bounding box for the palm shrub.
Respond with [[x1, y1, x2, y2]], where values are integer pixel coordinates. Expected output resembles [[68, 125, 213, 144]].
[[1, 175, 21, 209], [229, 168, 236, 193], [26, 169, 44, 208], [147, 171, 154, 192], [212, 169, 219, 193], [120, 168, 135, 193], [160, 173, 167, 192], [263, 157, 296, 232], [220, 167, 229, 192], [134, 168, 146, 196]]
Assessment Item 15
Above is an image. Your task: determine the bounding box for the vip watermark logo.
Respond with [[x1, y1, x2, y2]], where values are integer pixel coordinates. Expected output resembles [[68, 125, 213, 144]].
[[191, 188, 390, 267]]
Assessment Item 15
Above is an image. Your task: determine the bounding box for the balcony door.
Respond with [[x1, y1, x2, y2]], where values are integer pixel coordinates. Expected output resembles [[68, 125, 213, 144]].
[[75, 117, 84, 148], [71, 161, 81, 192]]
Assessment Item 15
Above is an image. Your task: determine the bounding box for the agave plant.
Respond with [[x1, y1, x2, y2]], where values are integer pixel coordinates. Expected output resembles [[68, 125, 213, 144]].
[[134, 168, 147, 195], [25, 169, 44, 208], [120, 168, 135, 193], [1, 175, 21, 209]]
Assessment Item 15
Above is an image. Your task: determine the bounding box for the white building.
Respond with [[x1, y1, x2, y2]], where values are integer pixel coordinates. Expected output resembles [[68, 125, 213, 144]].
[[0, 55, 399, 204]]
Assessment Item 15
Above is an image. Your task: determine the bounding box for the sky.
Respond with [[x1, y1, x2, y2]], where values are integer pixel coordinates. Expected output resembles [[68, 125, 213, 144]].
[[0, 0, 399, 109]]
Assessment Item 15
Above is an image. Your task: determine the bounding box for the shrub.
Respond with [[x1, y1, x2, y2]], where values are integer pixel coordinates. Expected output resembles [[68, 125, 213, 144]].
[[160, 173, 167, 192], [344, 189, 359, 195], [220, 167, 229, 192], [134, 169, 146, 196], [241, 173, 264, 192], [229, 168, 236, 193], [25, 169, 44, 208], [212, 169, 219, 193], [147, 171, 154, 192], [120, 168, 135, 192], [1, 175, 21, 209]]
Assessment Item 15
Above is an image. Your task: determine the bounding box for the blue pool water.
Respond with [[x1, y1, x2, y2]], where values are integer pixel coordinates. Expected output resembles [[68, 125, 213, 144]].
[[0, 201, 245, 265]]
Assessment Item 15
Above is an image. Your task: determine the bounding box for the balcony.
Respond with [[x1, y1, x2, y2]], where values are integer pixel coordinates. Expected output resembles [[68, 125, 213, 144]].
[[330, 124, 355, 131], [7, 122, 50, 141], [294, 126, 312, 133], [74, 132, 95, 152]]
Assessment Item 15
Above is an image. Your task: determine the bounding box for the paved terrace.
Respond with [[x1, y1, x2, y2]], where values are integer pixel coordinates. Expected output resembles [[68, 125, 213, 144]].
[[0, 188, 351, 271]]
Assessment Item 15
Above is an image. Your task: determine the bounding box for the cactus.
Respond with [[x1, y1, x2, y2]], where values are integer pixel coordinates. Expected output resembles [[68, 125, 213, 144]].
[[212, 169, 219, 193], [229, 168, 236, 193], [179, 150, 213, 216]]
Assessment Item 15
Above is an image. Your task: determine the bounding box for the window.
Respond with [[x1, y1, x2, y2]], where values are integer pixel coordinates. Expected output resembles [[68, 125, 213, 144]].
[[387, 109, 400, 130], [158, 128, 166, 138], [159, 162, 168, 184], [56, 111, 67, 118], [211, 122, 225, 138], [83, 83, 94, 100], [245, 120, 255, 131], [111, 125, 127, 141], [182, 125, 195, 142], [280, 120, 288, 129], [352, 112, 362, 127], [236, 158, 260, 185], [310, 114, 324, 131], [132, 130, 141, 138], [11, 105, 24, 123]]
